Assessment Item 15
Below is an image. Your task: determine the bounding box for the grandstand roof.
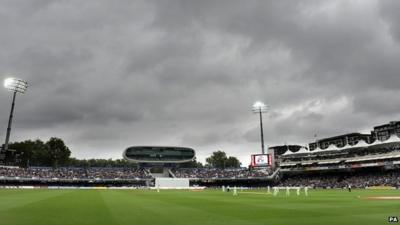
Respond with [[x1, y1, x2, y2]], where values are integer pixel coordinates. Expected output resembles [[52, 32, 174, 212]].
[[313, 133, 370, 143], [282, 149, 294, 155], [292, 147, 310, 155], [324, 144, 339, 152], [369, 139, 383, 146], [383, 135, 400, 144], [373, 121, 400, 129], [347, 140, 369, 149], [310, 147, 324, 153]]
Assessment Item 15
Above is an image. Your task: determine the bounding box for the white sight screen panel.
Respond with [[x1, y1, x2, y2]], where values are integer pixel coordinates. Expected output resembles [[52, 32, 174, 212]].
[[155, 178, 189, 188]]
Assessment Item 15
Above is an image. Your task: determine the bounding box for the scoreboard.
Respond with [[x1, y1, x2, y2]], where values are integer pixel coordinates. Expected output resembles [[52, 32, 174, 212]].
[[250, 154, 272, 167]]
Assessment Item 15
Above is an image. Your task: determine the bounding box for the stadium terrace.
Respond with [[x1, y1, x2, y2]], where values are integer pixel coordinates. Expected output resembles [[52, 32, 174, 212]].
[[0, 121, 400, 190], [277, 121, 400, 175]]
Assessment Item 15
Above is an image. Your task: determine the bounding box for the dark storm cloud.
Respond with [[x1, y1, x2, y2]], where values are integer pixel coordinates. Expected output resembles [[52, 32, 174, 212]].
[[0, 0, 399, 164]]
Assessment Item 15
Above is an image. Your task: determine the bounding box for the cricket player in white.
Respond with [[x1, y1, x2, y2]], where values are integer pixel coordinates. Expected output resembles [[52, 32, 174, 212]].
[[233, 186, 238, 196]]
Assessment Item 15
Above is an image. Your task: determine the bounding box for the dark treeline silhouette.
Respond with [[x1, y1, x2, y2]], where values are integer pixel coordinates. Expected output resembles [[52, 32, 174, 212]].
[[205, 150, 241, 168], [7, 138, 70, 168], [4, 139, 241, 168], [6, 138, 139, 168]]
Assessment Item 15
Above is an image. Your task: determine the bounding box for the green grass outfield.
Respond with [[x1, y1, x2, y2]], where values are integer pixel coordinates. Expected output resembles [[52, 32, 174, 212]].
[[0, 188, 399, 225]]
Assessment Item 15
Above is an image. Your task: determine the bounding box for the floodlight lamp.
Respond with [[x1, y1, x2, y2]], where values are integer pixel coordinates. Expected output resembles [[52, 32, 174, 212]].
[[3, 77, 28, 94], [252, 101, 268, 113], [253, 101, 265, 108], [4, 78, 15, 89]]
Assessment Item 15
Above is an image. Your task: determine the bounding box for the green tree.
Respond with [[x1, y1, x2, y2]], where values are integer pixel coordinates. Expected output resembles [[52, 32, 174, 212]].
[[225, 156, 241, 168], [31, 139, 48, 166], [206, 151, 242, 168], [9, 140, 34, 167], [180, 157, 203, 168], [206, 151, 228, 168], [9, 139, 48, 167], [45, 137, 71, 168]]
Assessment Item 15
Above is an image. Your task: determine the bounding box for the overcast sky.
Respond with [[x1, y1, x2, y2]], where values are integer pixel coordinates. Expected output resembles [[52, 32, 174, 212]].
[[1, 0, 400, 165]]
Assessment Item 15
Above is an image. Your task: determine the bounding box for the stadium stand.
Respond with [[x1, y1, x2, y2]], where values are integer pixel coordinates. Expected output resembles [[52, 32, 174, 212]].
[[271, 121, 400, 188], [1, 121, 400, 189], [0, 167, 270, 181], [172, 168, 270, 179], [277, 121, 400, 173], [0, 167, 152, 180], [279, 168, 400, 188]]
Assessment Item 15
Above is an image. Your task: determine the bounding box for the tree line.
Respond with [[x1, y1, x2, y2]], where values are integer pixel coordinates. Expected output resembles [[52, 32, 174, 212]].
[[7, 138, 71, 168], [4, 138, 242, 168], [180, 151, 241, 168]]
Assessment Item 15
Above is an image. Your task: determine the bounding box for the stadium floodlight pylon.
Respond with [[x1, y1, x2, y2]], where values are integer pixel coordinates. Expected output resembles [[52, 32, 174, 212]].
[[252, 101, 269, 154], [3, 77, 28, 151]]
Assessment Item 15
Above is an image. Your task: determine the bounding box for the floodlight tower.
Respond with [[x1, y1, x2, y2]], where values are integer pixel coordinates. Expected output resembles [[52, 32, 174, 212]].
[[252, 101, 268, 154], [3, 77, 28, 151]]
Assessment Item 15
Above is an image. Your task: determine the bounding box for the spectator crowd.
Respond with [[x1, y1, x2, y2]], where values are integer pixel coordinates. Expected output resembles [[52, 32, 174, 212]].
[[172, 168, 270, 179], [0, 167, 271, 180], [0, 167, 152, 180], [281, 146, 400, 164], [279, 169, 400, 188], [4, 166, 398, 188]]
